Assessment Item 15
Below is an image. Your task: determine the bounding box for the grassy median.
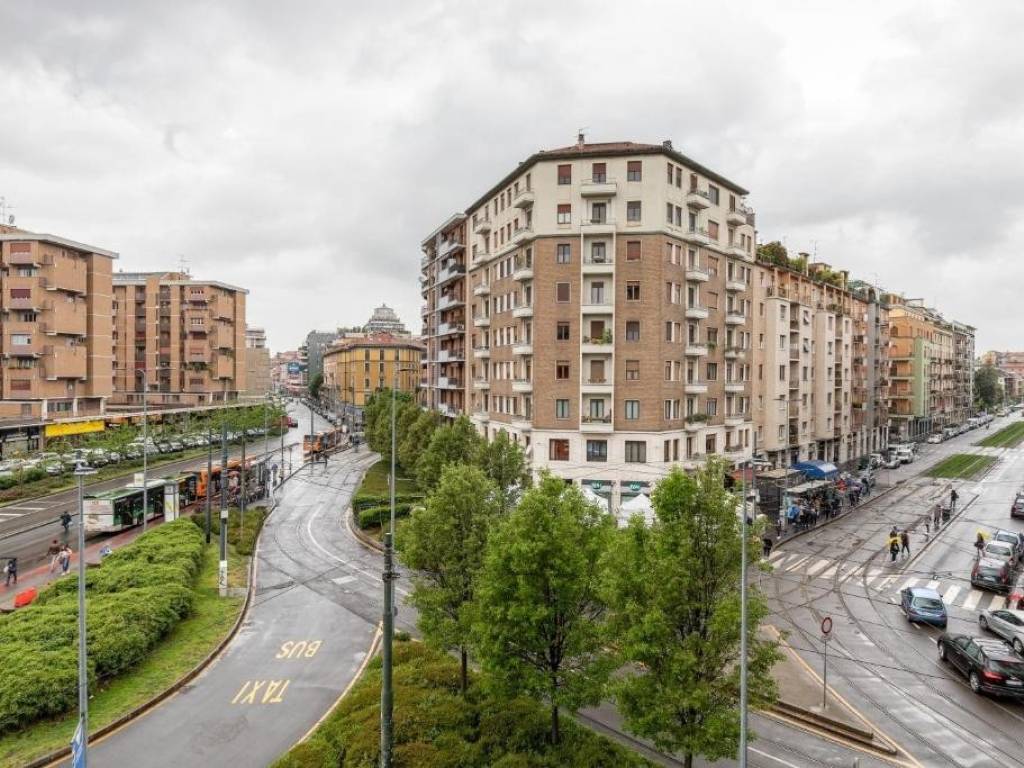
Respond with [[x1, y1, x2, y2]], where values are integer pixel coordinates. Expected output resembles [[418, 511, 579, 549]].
[[0, 538, 245, 768], [977, 421, 1024, 449], [926, 453, 998, 480]]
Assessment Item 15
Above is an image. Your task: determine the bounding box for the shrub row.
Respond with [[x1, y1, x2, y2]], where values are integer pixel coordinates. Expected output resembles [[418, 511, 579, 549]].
[[272, 640, 654, 768], [0, 520, 204, 735], [0, 468, 45, 490], [352, 492, 423, 512], [356, 502, 418, 530], [188, 507, 267, 556]]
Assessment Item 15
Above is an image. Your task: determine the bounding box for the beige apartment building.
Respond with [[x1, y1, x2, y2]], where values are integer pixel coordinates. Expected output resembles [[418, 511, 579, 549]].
[[244, 327, 272, 397], [422, 137, 758, 508], [750, 259, 890, 467], [0, 229, 115, 421], [323, 333, 424, 408], [111, 272, 247, 407]]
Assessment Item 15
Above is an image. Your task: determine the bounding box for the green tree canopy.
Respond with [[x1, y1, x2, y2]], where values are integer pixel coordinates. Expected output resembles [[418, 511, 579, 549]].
[[398, 409, 438, 473], [475, 429, 531, 514], [400, 463, 500, 693], [975, 364, 1000, 409], [473, 473, 615, 744], [308, 371, 323, 398], [415, 415, 482, 491], [603, 460, 780, 768]]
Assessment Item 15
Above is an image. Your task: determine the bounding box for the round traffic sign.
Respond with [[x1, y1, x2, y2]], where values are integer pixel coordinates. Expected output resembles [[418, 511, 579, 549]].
[[821, 616, 833, 636]]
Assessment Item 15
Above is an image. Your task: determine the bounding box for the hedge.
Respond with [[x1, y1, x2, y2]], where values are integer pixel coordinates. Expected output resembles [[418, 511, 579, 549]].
[[0, 520, 204, 735], [356, 502, 419, 530], [188, 507, 267, 556], [352, 493, 424, 512], [271, 640, 654, 768]]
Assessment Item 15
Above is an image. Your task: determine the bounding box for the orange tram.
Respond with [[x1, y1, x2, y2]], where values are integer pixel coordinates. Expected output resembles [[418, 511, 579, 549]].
[[302, 427, 347, 456]]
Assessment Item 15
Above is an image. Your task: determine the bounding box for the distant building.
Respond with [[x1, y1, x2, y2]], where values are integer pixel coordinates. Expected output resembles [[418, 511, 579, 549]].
[[322, 332, 424, 409], [244, 327, 272, 397], [304, 329, 338, 380], [271, 350, 305, 396], [981, 351, 1024, 379], [364, 304, 409, 336]]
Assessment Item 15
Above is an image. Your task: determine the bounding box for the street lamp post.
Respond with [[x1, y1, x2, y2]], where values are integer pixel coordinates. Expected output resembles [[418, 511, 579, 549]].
[[218, 423, 228, 596], [205, 422, 213, 544], [139, 369, 149, 532], [74, 460, 97, 767]]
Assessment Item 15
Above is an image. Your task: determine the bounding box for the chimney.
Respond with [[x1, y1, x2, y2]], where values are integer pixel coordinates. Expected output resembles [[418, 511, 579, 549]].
[[576, 131, 585, 149], [662, 139, 673, 151]]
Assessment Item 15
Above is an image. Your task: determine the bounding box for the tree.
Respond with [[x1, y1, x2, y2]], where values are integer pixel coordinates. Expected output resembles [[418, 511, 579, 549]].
[[308, 371, 323, 399], [473, 473, 615, 744], [603, 460, 780, 768], [398, 409, 438, 473], [415, 415, 481, 491], [975, 364, 1000, 410], [363, 388, 414, 462], [476, 429, 531, 514], [755, 240, 788, 267], [400, 464, 500, 693]]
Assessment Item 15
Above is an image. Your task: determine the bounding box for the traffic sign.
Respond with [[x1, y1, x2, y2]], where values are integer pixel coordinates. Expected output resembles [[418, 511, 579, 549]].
[[821, 616, 833, 637]]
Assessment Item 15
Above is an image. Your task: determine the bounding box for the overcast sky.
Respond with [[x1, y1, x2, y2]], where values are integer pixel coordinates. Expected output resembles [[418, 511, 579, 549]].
[[1, 1, 1020, 353]]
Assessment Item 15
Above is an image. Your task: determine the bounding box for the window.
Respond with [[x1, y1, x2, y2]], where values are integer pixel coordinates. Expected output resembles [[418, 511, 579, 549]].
[[549, 439, 569, 461], [706, 363, 718, 381], [626, 321, 640, 341], [586, 440, 608, 462], [556, 282, 570, 302], [11, 334, 31, 346], [591, 202, 607, 223], [556, 361, 570, 379], [706, 398, 718, 416], [589, 398, 605, 418], [707, 327, 718, 345], [666, 202, 674, 224], [627, 160, 642, 181], [555, 399, 570, 419], [626, 281, 640, 301], [625, 359, 640, 380], [557, 164, 571, 185], [624, 400, 640, 420], [708, 220, 719, 240], [705, 434, 717, 454], [557, 204, 571, 225], [591, 242, 607, 263], [591, 162, 606, 183], [626, 200, 642, 222], [557, 243, 571, 264], [708, 185, 720, 205], [624, 242, 641, 262], [556, 322, 570, 341], [625, 441, 646, 463]]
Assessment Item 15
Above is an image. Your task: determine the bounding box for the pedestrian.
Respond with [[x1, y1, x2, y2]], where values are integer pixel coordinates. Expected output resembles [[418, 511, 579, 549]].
[[47, 539, 61, 572], [762, 535, 774, 559], [889, 534, 900, 562], [974, 531, 986, 558], [4, 557, 16, 587], [900, 530, 911, 559], [59, 545, 72, 575], [890, 525, 899, 539]]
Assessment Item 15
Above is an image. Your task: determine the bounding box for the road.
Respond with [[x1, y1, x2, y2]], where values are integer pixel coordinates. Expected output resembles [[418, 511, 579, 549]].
[[762, 411, 1024, 767], [84, 443, 395, 767], [0, 403, 332, 569]]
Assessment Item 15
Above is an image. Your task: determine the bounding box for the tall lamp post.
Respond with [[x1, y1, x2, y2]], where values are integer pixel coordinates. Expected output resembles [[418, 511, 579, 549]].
[[137, 368, 150, 532], [74, 460, 97, 767]]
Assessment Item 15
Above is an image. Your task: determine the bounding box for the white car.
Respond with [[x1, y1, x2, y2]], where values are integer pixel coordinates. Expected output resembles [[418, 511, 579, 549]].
[[980, 609, 1024, 654], [927, 433, 943, 444]]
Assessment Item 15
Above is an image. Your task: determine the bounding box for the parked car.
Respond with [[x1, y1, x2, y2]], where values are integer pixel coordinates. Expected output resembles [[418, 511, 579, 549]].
[[983, 540, 1019, 569], [1013, 495, 1024, 520], [895, 447, 915, 464], [169, 441, 184, 452], [980, 609, 1024, 654], [972, 557, 1013, 592], [937, 634, 1024, 697], [927, 433, 944, 444], [882, 456, 901, 469], [993, 529, 1024, 556], [287, 417, 298, 428], [900, 586, 948, 627]]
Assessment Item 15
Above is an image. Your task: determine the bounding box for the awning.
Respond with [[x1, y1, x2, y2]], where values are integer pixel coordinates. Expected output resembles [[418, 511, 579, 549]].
[[788, 480, 831, 495], [792, 460, 839, 479]]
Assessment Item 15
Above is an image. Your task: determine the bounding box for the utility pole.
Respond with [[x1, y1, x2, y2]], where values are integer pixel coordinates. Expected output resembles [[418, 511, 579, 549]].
[[739, 437, 756, 768], [141, 368, 149, 531], [240, 433, 246, 539], [309, 402, 315, 471], [381, 532, 395, 768], [74, 461, 97, 768], [205, 423, 213, 544], [219, 423, 228, 595]]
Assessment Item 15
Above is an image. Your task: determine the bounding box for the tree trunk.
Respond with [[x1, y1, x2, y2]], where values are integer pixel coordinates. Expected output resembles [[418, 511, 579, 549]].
[[550, 704, 560, 744], [460, 648, 468, 695], [684, 753, 693, 768]]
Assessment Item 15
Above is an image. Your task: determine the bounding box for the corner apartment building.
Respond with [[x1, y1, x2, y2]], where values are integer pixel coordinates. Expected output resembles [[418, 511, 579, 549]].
[[0, 229, 115, 421], [981, 350, 1024, 379], [750, 260, 890, 467], [111, 272, 246, 407], [420, 215, 468, 419], [322, 332, 424, 409], [244, 327, 272, 397], [422, 137, 758, 508], [886, 296, 970, 440]]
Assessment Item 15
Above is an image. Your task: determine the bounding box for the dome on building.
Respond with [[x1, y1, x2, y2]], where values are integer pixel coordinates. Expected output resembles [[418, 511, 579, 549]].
[[365, 303, 408, 336]]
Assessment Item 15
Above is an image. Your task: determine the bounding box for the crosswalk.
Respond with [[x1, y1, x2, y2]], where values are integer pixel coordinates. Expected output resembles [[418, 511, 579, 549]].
[[767, 550, 1013, 613]]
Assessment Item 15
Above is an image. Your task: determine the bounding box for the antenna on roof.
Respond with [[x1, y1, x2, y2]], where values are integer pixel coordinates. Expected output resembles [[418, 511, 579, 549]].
[[0, 196, 15, 226], [576, 128, 588, 148], [811, 240, 818, 258], [177, 254, 189, 277]]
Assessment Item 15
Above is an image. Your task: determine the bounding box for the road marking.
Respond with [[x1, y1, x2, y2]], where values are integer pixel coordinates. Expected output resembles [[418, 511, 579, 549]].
[[926, 580, 941, 591], [784, 555, 811, 572], [768, 551, 787, 564], [899, 578, 919, 592], [863, 569, 882, 586], [943, 585, 961, 604], [819, 564, 839, 580], [805, 558, 831, 577], [0, 512, 25, 519], [276, 640, 322, 659], [231, 679, 290, 704], [2, 505, 47, 511], [332, 575, 357, 586], [749, 747, 805, 768], [962, 590, 983, 611], [876, 575, 897, 590]]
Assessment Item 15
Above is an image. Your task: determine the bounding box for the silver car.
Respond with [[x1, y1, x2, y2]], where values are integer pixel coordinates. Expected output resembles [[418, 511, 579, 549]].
[[980, 609, 1024, 654], [983, 540, 1019, 568]]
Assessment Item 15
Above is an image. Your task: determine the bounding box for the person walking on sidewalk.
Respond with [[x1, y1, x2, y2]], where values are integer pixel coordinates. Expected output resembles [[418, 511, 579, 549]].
[[47, 540, 61, 572], [59, 545, 72, 575], [889, 533, 901, 562], [4, 557, 16, 587], [900, 529, 911, 559], [762, 534, 774, 560]]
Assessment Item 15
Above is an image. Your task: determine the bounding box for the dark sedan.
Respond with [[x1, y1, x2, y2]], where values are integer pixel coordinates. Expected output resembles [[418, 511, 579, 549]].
[[972, 557, 1013, 592], [937, 634, 1024, 697]]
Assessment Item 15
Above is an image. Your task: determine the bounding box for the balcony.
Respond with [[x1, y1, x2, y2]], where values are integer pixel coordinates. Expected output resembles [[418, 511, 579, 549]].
[[511, 226, 535, 246], [42, 299, 88, 336], [789, 345, 801, 360], [723, 346, 744, 360], [42, 345, 87, 380], [581, 378, 613, 395], [513, 343, 533, 356], [187, 288, 208, 303], [726, 206, 750, 226], [682, 227, 711, 246], [439, 238, 465, 258], [581, 337, 613, 355], [725, 381, 746, 393], [685, 343, 708, 357], [581, 301, 612, 315], [40, 268, 87, 295], [437, 377, 463, 390], [473, 346, 490, 359], [725, 278, 746, 292], [685, 266, 710, 282], [727, 243, 747, 259], [214, 354, 235, 379], [724, 413, 746, 427], [580, 414, 614, 433], [685, 305, 709, 320], [511, 417, 533, 433], [473, 217, 492, 235], [438, 321, 465, 336], [513, 258, 533, 281], [7, 280, 42, 310], [436, 261, 466, 287], [437, 348, 465, 363], [6, 336, 40, 357], [685, 380, 708, 395], [582, 253, 614, 274], [725, 312, 746, 325], [685, 188, 712, 209], [438, 403, 459, 419], [512, 188, 534, 208], [473, 282, 490, 297], [473, 409, 490, 422], [473, 378, 490, 390], [512, 379, 533, 393], [580, 178, 618, 197], [580, 217, 616, 236], [187, 348, 210, 364], [437, 293, 464, 312], [511, 305, 533, 319], [6, 248, 39, 266]]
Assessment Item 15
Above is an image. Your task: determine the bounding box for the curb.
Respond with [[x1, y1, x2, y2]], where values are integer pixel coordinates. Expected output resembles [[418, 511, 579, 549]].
[[28, 454, 314, 768], [774, 480, 905, 549], [768, 700, 885, 750], [347, 505, 385, 554]]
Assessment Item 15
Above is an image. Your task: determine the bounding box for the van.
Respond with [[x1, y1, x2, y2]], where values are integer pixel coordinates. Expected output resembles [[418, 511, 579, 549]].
[[895, 447, 915, 464]]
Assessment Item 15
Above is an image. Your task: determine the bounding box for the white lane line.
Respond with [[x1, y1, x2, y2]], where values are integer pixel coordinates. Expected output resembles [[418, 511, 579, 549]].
[[805, 558, 831, 577], [943, 585, 961, 604], [2, 505, 46, 511], [899, 578, 920, 592], [863, 569, 882, 586], [926, 580, 941, 591], [784, 556, 811, 572], [819, 564, 839, 580], [876, 575, 898, 591], [768, 551, 787, 564], [962, 589, 983, 611], [749, 747, 805, 768], [0, 512, 25, 519]]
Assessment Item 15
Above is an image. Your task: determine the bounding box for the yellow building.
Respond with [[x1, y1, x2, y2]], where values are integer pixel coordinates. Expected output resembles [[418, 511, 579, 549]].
[[322, 333, 424, 409]]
